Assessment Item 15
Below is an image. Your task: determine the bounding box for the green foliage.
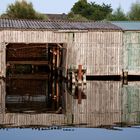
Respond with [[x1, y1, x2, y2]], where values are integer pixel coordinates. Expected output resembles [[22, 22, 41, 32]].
[[89, 2, 112, 20], [67, 12, 88, 21], [128, 1, 140, 20], [69, 0, 112, 21], [0, 0, 47, 20], [106, 7, 128, 21], [2, 0, 140, 21], [71, 0, 89, 17]]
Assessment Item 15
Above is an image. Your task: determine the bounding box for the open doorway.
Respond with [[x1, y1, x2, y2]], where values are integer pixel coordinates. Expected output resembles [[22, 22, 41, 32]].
[[5, 43, 67, 114], [6, 43, 66, 79]]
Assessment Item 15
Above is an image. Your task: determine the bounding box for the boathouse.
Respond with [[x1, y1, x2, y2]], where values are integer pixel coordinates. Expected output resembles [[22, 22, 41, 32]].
[[112, 21, 140, 76], [0, 19, 122, 78]]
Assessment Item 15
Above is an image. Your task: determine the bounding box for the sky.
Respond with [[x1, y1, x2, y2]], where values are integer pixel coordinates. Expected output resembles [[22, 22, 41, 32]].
[[0, 0, 139, 15]]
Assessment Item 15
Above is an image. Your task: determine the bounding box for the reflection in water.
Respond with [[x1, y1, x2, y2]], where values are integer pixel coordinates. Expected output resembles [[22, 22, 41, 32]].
[[0, 78, 140, 130], [6, 79, 62, 113], [6, 79, 48, 113], [121, 83, 140, 127]]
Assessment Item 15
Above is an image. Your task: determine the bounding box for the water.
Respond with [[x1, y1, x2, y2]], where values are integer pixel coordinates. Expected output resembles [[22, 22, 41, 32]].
[[0, 77, 140, 139]]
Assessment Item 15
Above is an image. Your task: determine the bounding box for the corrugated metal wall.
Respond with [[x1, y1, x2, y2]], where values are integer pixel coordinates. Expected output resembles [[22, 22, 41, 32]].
[[72, 81, 122, 127], [0, 30, 123, 76], [123, 32, 140, 74]]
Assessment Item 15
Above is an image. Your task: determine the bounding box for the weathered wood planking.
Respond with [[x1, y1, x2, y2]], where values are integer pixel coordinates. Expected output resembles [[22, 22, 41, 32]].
[[0, 29, 123, 77], [0, 113, 65, 127], [72, 81, 122, 127], [0, 80, 6, 113], [0, 79, 66, 127], [0, 42, 6, 77], [122, 81, 140, 125], [123, 31, 140, 75], [67, 31, 123, 76], [1, 80, 140, 128]]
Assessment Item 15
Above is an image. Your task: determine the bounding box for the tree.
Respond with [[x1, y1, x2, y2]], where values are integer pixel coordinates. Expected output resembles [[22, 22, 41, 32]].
[[0, 0, 47, 20], [68, 0, 112, 20], [128, 1, 140, 20], [71, 0, 89, 17], [67, 12, 88, 21], [107, 7, 128, 21]]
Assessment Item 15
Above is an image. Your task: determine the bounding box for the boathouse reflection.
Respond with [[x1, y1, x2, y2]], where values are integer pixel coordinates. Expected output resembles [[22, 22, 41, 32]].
[[0, 79, 140, 129]]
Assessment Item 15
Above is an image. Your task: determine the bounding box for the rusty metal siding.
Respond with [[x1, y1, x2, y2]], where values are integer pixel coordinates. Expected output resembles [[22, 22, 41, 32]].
[[121, 82, 140, 125], [72, 81, 122, 127], [123, 31, 140, 74]]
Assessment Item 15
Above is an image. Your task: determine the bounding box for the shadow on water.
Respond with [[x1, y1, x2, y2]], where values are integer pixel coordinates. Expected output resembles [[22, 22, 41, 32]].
[[0, 73, 140, 131]]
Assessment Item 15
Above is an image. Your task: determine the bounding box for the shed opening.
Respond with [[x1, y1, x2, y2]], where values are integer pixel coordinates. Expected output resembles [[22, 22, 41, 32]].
[[6, 43, 66, 79]]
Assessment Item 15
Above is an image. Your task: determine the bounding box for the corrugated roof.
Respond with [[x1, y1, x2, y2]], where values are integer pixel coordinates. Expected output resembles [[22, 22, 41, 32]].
[[46, 13, 67, 21], [112, 21, 140, 31], [0, 18, 121, 30]]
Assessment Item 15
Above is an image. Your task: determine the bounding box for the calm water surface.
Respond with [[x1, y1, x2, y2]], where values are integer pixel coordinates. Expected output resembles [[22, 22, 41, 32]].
[[0, 77, 140, 140]]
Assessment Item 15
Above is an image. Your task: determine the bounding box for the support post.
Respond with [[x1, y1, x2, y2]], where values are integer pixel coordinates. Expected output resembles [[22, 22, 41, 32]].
[[123, 71, 128, 85], [78, 65, 82, 85], [83, 72, 86, 84], [78, 86, 82, 104], [72, 72, 76, 84]]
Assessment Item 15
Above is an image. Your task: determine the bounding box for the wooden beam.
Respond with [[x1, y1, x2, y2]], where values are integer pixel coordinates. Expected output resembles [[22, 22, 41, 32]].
[[78, 65, 82, 85], [7, 46, 48, 50], [7, 61, 49, 65], [57, 43, 63, 48], [7, 74, 49, 80]]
